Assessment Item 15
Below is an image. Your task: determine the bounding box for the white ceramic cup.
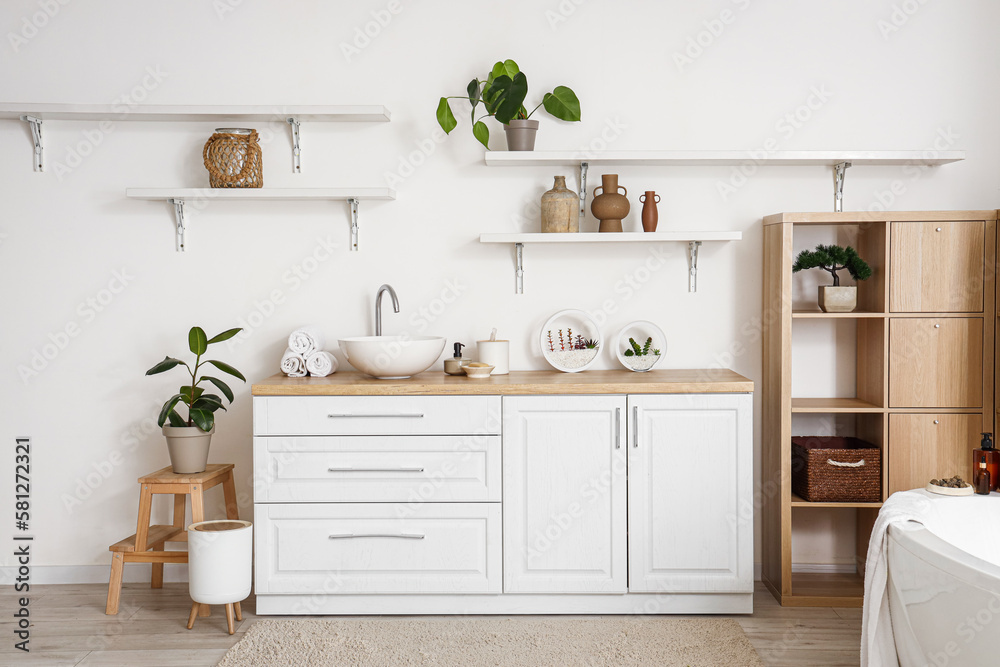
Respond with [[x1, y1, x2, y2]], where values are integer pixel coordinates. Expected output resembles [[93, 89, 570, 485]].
[[188, 520, 253, 605], [477, 340, 509, 375]]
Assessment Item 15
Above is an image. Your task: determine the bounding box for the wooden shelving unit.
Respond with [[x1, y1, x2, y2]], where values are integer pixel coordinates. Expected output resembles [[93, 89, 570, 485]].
[[762, 210, 997, 608]]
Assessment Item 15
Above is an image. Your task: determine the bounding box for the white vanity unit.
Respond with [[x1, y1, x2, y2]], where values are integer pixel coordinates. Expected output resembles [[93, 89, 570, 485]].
[[251, 369, 754, 615]]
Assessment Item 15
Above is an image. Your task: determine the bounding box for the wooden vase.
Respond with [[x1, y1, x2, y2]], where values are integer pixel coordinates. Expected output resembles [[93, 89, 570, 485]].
[[591, 174, 629, 233], [639, 191, 660, 232]]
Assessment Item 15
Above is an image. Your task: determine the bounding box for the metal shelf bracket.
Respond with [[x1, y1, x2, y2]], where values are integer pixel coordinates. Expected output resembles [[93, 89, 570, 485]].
[[349, 197, 360, 251], [515, 242, 524, 294], [20, 115, 43, 172], [286, 117, 302, 173], [578, 161, 589, 215], [833, 161, 852, 212], [168, 198, 187, 252], [688, 241, 702, 293]]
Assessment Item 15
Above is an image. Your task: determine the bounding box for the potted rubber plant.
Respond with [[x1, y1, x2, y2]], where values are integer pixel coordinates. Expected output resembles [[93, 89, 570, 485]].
[[145, 326, 245, 473], [436, 59, 581, 151], [792, 244, 873, 312]]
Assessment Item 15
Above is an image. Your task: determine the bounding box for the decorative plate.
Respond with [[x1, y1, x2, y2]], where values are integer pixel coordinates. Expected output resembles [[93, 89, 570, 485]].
[[539, 309, 602, 373], [926, 483, 974, 496], [615, 320, 666, 372]]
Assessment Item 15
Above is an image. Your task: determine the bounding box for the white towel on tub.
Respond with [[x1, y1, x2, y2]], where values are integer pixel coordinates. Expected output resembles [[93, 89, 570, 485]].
[[862, 490, 937, 667], [280, 348, 307, 378], [287, 326, 324, 357], [305, 350, 338, 377]]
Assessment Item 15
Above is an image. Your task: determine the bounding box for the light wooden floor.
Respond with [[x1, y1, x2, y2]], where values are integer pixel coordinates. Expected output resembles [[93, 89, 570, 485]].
[[1, 582, 861, 666]]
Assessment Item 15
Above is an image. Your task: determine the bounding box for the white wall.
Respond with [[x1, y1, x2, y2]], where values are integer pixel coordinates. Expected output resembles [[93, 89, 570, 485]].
[[1, 0, 997, 580]]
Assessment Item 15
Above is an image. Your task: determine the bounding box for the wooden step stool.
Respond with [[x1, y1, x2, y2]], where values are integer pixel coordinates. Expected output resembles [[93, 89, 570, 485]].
[[105, 463, 239, 615]]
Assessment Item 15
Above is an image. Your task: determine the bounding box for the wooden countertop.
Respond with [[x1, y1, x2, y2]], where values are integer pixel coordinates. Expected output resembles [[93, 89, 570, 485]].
[[252, 369, 754, 396]]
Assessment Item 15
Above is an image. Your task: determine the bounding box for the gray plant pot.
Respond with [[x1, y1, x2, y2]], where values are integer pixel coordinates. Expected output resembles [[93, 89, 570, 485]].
[[163, 424, 215, 474], [818, 286, 858, 313], [504, 119, 539, 151]]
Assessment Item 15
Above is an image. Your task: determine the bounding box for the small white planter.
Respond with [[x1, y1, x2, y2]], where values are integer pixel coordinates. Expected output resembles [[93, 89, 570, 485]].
[[539, 309, 602, 373], [188, 520, 252, 606], [817, 285, 857, 313], [615, 320, 666, 372]]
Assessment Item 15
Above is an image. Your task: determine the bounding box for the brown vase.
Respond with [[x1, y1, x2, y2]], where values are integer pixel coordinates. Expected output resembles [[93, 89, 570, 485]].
[[639, 191, 660, 232], [591, 174, 629, 232], [540, 176, 580, 233]]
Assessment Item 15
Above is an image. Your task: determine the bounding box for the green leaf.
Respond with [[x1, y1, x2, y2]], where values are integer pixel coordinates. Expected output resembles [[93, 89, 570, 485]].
[[201, 375, 234, 402], [483, 74, 511, 109], [193, 395, 226, 413], [145, 356, 187, 376], [491, 59, 519, 79], [467, 79, 481, 124], [157, 394, 186, 427], [188, 327, 208, 355], [473, 122, 490, 149], [436, 97, 457, 134], [542, 86, 581, 122], [624, 349, 634, 357], [166, 410, 186, 427], [179, 385, 204, 403], [188, 408, 214, 432], [207, 327, 242, 345], [495, 72, 528, 124], [205, 360, 246, 382]]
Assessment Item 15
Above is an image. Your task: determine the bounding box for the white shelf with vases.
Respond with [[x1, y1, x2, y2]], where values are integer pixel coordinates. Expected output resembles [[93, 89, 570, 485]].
[[479, 231, 742, 294], [484, 150, 965, 213], [127, 187, 396, 252], [2, 103, 391, 173]]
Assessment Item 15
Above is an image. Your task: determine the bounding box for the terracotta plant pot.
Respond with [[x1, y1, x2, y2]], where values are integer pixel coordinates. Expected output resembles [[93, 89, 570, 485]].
[[163, 425, 215, 474], [639, 191, 660, 232], [504, 119, 539, 151], [540, 175, 580, 233], [591, 174, 629, 233], [818, 286, 857, 313]]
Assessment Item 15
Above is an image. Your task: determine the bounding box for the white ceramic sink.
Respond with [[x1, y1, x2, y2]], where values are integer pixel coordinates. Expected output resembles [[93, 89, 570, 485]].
[[338, 336, 446, 379]]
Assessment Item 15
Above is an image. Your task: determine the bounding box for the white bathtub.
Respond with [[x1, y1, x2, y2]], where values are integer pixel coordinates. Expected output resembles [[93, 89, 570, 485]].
[[886, 497, 1000, 667]]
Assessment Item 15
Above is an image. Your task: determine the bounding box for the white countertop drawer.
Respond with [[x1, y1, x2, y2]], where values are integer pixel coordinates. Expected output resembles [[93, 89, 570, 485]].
[[254, 502, 501, 594], [253, 395, 500, 436], [253, 435, 501, 502]]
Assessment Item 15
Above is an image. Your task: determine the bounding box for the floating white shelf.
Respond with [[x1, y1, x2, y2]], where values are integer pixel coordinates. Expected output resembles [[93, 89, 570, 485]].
[[484, 150, 966, 213], [126, 187, 396, 252], [4, 103, 390, 173], [479, 231, 742, 294]]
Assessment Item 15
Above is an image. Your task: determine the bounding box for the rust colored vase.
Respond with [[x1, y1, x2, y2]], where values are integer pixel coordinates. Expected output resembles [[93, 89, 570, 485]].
[[639, 191, 660, 232], [591, 174, 629, 233]]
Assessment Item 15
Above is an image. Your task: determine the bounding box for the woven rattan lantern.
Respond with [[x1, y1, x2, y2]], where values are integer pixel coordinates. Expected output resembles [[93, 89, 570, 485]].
[[202, 128, 263, 188]]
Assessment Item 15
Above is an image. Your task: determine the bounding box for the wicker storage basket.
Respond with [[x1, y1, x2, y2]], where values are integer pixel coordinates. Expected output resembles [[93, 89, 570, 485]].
[[791, 436, 881, 502], [203, 128, 262, 188]]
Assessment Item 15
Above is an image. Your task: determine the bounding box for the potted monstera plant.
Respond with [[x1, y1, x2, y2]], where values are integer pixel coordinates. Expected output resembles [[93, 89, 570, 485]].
[[792, 244, 873, 312], [436, 59, 581, 151], [145, 326, 245, 473]]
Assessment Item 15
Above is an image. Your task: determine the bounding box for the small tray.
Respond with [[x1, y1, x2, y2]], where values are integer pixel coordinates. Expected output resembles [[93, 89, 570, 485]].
[[926, 483, 974, 496]]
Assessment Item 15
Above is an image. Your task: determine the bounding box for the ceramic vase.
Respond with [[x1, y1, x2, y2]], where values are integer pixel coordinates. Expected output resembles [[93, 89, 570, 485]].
[[591, 174, 629, 233], [639, 191, 660, 232], [818, 286, 857, 313], [540, 176, 580, 233], [163, 425, 214, 474], [504, 119, 539, 151]]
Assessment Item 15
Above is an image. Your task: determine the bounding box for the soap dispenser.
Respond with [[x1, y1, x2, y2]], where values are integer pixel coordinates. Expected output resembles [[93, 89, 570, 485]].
[[972, 432, 999, 491], [444, 343, 467, 375]]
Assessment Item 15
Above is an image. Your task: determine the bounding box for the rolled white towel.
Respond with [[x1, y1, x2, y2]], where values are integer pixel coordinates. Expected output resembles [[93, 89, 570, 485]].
[[280, 348, 307, 378], [305, 350, 338, 377], [287, 326, 324, 357]]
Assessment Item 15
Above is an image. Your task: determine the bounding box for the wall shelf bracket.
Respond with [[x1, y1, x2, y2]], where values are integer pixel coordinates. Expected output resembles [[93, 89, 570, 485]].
[[168, 198, 187, 252], [833, 161, 852, 212], [578, 161, 589, 215], [515, 242, 524, 294], [20, 115, 43, 172], [349, 197, 360, 251], [688, 241, 702, 293], [286, 117, 302, 173]]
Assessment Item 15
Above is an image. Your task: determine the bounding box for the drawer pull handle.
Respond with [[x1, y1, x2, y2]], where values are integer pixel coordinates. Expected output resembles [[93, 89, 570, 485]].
[[827, 458, 865, 468], [633, 405, 640, 448], [327, 413, 425, 419], [934, 324, 940, 328], [614, 407, 621, 449], [936, 227, 942, 232], [934, 420, 940, 425], [328, 533, 425, 540], [327, 467, 425, 473]]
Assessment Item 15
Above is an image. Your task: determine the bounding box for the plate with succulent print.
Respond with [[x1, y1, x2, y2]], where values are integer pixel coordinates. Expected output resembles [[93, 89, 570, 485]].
[[539, 309, 602, 373], [615, 320, 665, 372]]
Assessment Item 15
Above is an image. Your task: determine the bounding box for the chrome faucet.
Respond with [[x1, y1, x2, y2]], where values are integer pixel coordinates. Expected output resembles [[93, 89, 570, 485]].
[[375, 284, 399, 336]]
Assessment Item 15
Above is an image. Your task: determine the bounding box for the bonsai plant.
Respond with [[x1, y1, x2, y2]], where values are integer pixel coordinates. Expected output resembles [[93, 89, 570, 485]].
[[146, 326, 245, 473], [436, 59, 581, 151], [792, 244, 872, 312]]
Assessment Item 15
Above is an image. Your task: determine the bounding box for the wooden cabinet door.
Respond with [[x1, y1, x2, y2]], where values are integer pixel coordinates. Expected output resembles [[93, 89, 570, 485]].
[[890, 221, 985, 313], [889, 318, 983, 408], [502, 395, 627, 593], [889, 414, 980, 494], [627, 393, 753, 593]]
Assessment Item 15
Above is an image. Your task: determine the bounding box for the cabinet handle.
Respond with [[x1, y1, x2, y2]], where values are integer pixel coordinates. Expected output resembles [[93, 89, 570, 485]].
[[329, 533, 425, 540], [615, 408, 621, 449], [633, 406, 639, 448], [934, 324, 940, 328], [328, 467, 425, 473], [936, 227, 942, 232], [933, 420, 940, 425], [327, 413, 425, 419]]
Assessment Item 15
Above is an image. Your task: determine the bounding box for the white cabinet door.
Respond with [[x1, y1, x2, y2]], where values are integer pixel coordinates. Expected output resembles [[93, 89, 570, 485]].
[[627, 393, 753, 593], [503, 395, 627, 594]]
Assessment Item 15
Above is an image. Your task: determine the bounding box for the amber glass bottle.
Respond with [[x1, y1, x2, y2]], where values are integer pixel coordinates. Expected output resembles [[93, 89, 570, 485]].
[[975, 455, 992, 495], [972, 433, 999, 492]]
